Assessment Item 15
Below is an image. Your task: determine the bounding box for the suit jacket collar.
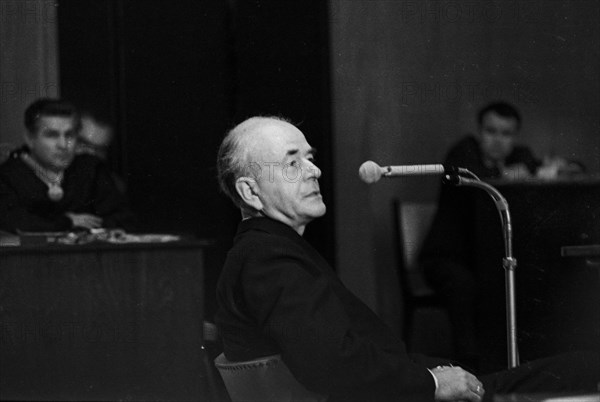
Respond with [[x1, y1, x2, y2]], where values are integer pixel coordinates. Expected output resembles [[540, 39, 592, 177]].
[[236, 217, 303, 242], [236, 217, 335, 279]]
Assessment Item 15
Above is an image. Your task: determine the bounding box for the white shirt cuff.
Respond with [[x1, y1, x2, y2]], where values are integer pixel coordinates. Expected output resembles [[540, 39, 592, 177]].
[[427, 368, 439, 391]]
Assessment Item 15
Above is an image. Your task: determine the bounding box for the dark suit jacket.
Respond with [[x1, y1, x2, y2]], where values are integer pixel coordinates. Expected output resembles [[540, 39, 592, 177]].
[[216, 217, 445, 402], [0, 149, 134, 233]]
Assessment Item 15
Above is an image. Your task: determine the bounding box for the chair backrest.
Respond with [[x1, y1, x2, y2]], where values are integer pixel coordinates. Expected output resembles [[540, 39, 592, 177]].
[[214, 353, 327, 402], [392, 199, 438, 297]]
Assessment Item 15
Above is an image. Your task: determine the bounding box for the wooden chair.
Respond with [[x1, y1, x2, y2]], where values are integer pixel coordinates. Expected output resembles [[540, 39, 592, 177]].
[[392, 199, 446, 344], [214, 353, 327, 402]]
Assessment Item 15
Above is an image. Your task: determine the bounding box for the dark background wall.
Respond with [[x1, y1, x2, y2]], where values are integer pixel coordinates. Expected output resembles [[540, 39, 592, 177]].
[[330, 0, 600, 337], [57, 0, 333, 320]]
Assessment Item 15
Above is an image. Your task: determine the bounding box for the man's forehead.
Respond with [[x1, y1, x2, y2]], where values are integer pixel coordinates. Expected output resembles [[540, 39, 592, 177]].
[[247, 121, 311, 159], [483, 112, 517, 125], [38, 115, 75, 129]]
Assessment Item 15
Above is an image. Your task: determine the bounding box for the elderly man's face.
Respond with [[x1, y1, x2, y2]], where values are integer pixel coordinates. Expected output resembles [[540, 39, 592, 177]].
[[478, 111, 518, 164], [246, 121, 326, 232], [25, 115, 77, 172]]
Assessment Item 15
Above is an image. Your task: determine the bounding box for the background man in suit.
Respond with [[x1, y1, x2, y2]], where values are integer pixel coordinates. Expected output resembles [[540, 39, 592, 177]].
[[0, 98, 133, 232], [419, 102, 585, 367]]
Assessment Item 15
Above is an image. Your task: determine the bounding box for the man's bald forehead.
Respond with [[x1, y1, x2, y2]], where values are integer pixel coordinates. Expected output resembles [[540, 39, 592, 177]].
[[232, 117, 290, 142], [232, 117, 294, 159]]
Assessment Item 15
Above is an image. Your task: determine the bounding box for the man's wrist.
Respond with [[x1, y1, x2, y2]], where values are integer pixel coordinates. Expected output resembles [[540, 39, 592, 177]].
[[429, 364, 455, 392]]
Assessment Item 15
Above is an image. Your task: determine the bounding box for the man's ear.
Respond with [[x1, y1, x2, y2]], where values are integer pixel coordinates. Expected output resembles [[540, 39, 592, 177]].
[[235, 177, 263, 211]]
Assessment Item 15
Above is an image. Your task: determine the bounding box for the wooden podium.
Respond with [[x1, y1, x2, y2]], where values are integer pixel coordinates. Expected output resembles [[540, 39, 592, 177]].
[[0, 238, 214, 401]]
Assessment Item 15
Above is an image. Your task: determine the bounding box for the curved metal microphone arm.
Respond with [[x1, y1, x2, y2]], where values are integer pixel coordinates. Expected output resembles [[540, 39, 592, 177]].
[[457, 168, 481, 181], [445, 169, 520, 369]]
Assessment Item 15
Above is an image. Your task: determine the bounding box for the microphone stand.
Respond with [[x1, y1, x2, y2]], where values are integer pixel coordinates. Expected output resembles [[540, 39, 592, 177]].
[[444, 170, 520, 369]]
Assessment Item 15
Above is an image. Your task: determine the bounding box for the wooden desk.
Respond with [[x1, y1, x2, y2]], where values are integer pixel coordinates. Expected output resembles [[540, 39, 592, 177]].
[[0, 239, 213, 401], [472, 180, 600, 371], [562, 245, 600, 258], [494, 393, 600, 402]]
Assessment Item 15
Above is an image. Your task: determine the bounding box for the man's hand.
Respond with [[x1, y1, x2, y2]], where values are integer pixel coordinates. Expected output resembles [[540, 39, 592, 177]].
[[431, 366, 485, 401], [65, 212, 103, 229]]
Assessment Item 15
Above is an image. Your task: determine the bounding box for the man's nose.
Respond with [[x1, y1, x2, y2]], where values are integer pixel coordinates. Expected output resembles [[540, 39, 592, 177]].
[[57, 135, 71, 149], [304, 160, 321, 179]]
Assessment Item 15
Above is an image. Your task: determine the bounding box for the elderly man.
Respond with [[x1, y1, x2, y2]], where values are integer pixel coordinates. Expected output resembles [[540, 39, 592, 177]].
[[215, 116, 598, 402], [0, 98, 134, 233]]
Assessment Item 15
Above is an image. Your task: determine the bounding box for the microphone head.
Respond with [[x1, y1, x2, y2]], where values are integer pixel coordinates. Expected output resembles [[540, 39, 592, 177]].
[[359, 160, 383, 183]]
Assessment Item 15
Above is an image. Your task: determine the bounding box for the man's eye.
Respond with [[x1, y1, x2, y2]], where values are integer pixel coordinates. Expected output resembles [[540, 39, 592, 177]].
[[43, 130, 59, 138]]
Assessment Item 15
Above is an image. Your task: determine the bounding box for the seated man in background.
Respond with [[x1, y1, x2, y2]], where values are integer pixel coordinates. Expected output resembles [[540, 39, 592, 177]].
[[76, 111, 127, 194], [76, 112, 114, 160], [435, 101, 583, 180], [441, 101, 539, 180], [215, 116, 598, 402], [419, 101, 582, 368], [0, 98, 134, 233]]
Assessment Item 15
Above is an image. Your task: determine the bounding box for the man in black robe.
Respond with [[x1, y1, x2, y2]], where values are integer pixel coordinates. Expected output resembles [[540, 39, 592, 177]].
[[0, 98, 133, 233]]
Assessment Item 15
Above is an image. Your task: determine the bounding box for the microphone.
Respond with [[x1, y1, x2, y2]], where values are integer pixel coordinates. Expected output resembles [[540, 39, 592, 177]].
[[359, 160, 458, 183]]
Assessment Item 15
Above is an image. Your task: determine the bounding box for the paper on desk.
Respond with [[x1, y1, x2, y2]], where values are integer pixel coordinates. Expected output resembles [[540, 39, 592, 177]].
[[106, 233, 181, 243]]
